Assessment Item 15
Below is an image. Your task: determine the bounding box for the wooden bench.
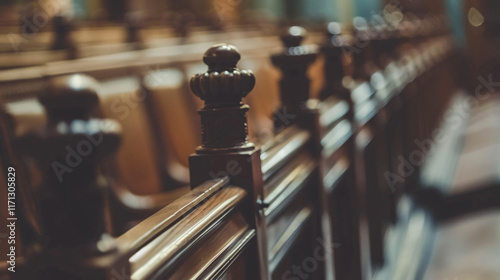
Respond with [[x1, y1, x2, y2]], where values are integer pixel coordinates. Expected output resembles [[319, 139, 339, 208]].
[[2, 12, 491, 280]]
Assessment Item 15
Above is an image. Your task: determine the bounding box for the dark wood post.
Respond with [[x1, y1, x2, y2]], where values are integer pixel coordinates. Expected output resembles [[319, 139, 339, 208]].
[[271, 26, 317, 132], [14, 74, 127, 279], [271, 26, 329, 279], [352, 17, 376, 81], [369, 15, 402, 70], [188, 44, 267, 279], [271, 25, 365, 280], [348, 17, 392, 270], [124, 11, 144, 50], [320, 22, 355, 120], [51, 14, 77, 59], [0, 99, 42, 273]]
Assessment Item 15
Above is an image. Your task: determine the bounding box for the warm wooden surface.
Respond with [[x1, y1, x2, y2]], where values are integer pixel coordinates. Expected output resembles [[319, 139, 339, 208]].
[[129, 186, 248, 279], [0, 14, 475, 280], [117, 177, 229, 251]]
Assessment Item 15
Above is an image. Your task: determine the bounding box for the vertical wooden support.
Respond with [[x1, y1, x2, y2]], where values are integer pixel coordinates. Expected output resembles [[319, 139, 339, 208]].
[[270, 27, 318, 131], [270, 26, 329, 279], [188, 44, 267, 279], [0, 98, 41, 263], [320, 22, 355, 120], [14, 74, 127, 279], [51, 15, 77, 59], [124, 11, 144, 50]]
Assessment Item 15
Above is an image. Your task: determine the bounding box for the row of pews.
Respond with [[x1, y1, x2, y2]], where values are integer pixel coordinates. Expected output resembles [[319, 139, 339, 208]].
[[1, 11, 497, 280], [1, 12, 264, 69]]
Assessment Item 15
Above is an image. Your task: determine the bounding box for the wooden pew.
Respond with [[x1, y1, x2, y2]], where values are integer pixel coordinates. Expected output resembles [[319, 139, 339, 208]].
[[189, 43, 324, 279], [0, 12, 268, 70], [318, 23, 366, 280], [6, 42, 329, 279], [0, 34, 285, 235], [10, 70, 261, 279], [342, 18, 393, 270], [3, 11, 493, 280], [268, 25, 363, 280]]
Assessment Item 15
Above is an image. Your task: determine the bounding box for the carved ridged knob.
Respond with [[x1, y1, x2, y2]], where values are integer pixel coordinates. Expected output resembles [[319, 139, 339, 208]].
[[327, 22, 342, 36], [272, 26, 317, 66], [323, 22, 348, 51], [326, 22, 342, 39], [320, 22, 352, 105], [40, 74, 99, 122], [190, 44, 255, 106], [190, 44, 255, 152], [16, 73, 121, 253], [353, 17, 373, 42], [27, 73, 121, 162], [125, 11, 144, 49], [371, 15, 389, 40], [271, 26, 317, 124], [281, 26, 306, 48], [51, 14, 76, 58], [351, 17, 376, 80]]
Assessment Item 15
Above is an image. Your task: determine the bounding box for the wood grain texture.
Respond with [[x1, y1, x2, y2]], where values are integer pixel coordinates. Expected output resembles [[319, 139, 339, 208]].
[[130, 186, 247, 279], [167, 212, 255, 280], [117, 177, 229, 251], [260, 125, 311, 181], [263, 151, 316, 218]]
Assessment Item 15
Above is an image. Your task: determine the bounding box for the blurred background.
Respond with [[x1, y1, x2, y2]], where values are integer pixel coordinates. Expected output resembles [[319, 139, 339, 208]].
[[0, 0, 494, 82], [1, 0, 500, 279]]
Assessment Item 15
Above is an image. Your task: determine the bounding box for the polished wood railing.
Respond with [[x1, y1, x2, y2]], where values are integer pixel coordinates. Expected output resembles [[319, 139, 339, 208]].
[[1, 12, 484, 280]]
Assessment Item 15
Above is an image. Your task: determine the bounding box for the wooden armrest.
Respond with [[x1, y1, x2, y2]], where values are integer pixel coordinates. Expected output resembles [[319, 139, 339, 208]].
[[114, 177, 255, 279], [116, 177, 230, 251]]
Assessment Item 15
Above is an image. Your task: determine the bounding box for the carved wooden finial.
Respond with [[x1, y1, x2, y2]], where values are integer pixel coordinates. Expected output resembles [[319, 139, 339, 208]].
[[351, 17, 374, 80], [370, 15, 398, 67], [320, 22, 351, 101], [124, 11, 144, 50], [281, 25, 306, 48], [271, 26, 317, 122], [51, 14, 77, 58], [171, 11, 192, 41], [40, 74, 99, 122], [16, 74, 121, 255], [323, 22, 345, 52], [190, 44, 255, 153]]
